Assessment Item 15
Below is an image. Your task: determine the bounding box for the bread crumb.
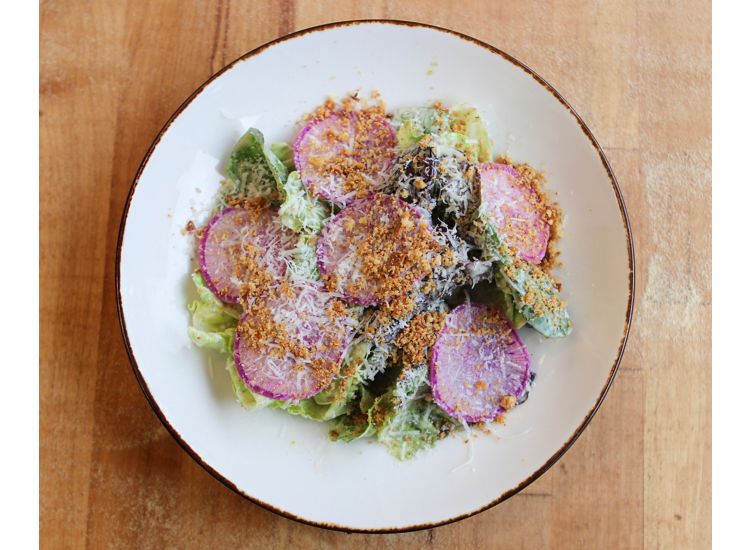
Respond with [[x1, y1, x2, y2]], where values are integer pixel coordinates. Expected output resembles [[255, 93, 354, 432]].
[[500, 395, 517, 410]]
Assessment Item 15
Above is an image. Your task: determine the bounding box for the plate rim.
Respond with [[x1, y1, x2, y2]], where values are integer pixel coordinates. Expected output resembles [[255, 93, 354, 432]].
[[115, 18, 635, 533]]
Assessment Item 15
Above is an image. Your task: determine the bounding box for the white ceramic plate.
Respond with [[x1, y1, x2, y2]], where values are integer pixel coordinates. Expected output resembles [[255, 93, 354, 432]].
[[117, 20, 634, 532]]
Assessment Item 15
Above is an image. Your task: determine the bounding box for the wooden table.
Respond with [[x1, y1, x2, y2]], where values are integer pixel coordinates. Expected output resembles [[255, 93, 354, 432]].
[[40, 1, 711, 547]]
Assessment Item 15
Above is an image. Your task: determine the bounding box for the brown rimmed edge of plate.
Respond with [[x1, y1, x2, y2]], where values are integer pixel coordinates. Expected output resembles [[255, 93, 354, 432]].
[[115, 19, 636, 534]]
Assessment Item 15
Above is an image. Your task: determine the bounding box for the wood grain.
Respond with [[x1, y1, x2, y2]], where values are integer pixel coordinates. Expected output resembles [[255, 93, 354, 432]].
[[40, 1, 711, 548]]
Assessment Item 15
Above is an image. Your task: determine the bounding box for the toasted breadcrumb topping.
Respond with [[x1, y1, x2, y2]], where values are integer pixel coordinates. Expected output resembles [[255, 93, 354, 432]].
[[381, 294, 417, 320], [331, 352, 359, 402], [432, 100, 448, 113], [394, 311, 446, 369], [500, 395, 517, 410], [323, 194, 441, 304]]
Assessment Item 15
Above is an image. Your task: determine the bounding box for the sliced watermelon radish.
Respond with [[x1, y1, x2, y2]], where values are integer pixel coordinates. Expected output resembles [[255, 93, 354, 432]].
[[479, 163, 550, 264], [293, 110, 396, 206], [316, 193, 439, 306], [429, 303, 530, 422], [198, 207, 294, 304], [233, 280, 358, 401]]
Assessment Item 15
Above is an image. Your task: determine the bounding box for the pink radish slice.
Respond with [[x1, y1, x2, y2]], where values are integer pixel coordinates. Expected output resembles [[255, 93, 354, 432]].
[[429, 303, 530, 422], [233, 281, 357, 401], [293, 111, 396, 206], [479, 163, 550, 264], [198, 207, 294, 304], [316, 193, 438, 306]]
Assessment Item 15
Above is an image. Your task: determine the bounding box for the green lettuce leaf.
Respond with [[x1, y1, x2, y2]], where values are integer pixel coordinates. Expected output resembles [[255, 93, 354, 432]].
[[494, 275, 527, 329], [186, 273, 272, 410], [393, 106, 492, 162], [278, 171, 329, 234], [328, 386, 376, 442], [187, 326, 235, 353], [367, 365, 459, 460], [279, 170, 330, 283], [375, 396, 457, 461], [222, 128, 287, 203], [287, 235, 321, 281], [393, 107, 451, 148], [449, 105, 493, 162], [187, 272, 240, 333], [497, 261, 572, 338], [270, 142, 295, 173], [273, 398, 345, 421]]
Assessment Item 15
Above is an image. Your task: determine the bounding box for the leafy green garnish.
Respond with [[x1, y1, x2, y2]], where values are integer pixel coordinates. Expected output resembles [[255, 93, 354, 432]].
[[187, 326, 235, 353], [328, 386, 376, 442], [223, 128, 287, 203], [274, 397, 348, 422], [187, 272, 240, 334], [270, 142, 295, 172], [494, 275, 527, 329], [449, 106, 493, 162], [286, 235, 320, 281], [278, 171, 329, 235], [331, 364, 458, 460], [392, 106, 492, 162], [393, 107, 451, 148], [497, 261, 572, 337], [375, 395, 457, 460], [186, 273, 272, 409]]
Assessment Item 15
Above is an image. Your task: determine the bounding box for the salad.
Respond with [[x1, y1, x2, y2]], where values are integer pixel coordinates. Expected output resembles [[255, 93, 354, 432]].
[[187, 94, 572, 460]]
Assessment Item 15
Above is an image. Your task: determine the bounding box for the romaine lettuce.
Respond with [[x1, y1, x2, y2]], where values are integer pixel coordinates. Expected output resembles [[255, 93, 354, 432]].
[[498, 261, 572, 337], [222, 128, 287, 203], [287, 235, 321, 281], [332, 364, 458, 460], [449, 105, 493, 162], [278, 171, 329, 235], [328, 386, 376, 442], [369, 366, 458, 460], [186, 273, 272, 409], [187, 326, 235, 353], [392, 105, 492, 162], [375, 395, 457, 460], [187, 272, 240, 333], [494, 273, 527, 329], [393, 107, 451, 148], [270, 142, 295, 172]]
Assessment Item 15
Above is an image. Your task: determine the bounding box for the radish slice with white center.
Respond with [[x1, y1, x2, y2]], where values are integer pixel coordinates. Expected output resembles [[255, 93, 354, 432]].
[[198, 207, 294, 304], [479, 163, 550, 264], [233, 281, 358, 401], [430, 303, 530, 422], [294, 111, 396, 206], [316, 193, 439, 306]]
